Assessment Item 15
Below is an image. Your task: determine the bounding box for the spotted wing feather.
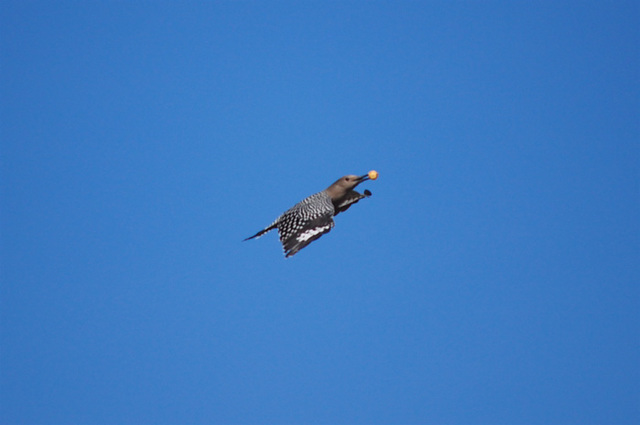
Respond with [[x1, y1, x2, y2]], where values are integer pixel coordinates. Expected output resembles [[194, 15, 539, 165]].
[[279, 212, 335, 257]]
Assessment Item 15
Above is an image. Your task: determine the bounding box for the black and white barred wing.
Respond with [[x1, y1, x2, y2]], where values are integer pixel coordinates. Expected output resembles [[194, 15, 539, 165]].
[[278, 211, 335, 257], [275, 191, 336, 257]]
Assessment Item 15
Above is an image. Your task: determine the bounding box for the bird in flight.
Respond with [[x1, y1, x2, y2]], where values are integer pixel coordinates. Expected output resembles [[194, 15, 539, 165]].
[[244, 170, 378, 257]]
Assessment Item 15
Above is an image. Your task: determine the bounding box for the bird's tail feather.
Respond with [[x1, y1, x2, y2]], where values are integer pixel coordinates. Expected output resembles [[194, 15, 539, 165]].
[[243, 223, 277, 241]]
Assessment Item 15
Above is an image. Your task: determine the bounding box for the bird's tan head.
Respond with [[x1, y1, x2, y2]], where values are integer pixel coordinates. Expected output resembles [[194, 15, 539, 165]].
[[326, 171, 377, 199]]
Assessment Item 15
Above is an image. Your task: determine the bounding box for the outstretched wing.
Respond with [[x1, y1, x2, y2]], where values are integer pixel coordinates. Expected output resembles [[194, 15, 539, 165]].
[[278, 211, 335, 257]]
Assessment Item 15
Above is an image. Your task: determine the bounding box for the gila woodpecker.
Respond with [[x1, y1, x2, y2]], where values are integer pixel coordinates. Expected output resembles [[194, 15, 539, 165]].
[[244, 170, 378, 257]]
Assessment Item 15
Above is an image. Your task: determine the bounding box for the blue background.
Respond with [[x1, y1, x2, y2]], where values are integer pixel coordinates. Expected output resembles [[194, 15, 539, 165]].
[[2, 1, 638, 424]]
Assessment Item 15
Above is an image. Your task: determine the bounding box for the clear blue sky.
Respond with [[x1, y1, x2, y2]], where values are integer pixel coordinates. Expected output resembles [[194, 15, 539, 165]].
[[1, 1, 638, 424]]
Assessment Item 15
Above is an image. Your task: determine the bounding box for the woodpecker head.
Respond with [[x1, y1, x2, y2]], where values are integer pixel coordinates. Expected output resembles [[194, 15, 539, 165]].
[[326, 171, 377, 200]]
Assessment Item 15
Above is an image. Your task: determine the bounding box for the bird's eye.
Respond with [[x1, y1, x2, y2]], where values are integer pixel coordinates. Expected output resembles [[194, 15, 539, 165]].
[[345, 177, 350, 181]]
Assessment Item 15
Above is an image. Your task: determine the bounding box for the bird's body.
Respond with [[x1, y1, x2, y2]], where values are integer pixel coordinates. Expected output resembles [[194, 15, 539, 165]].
[[244, 171, 377, 257]]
